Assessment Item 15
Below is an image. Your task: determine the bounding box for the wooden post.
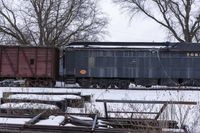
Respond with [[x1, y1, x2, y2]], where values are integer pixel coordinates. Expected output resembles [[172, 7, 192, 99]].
[[25, 110, 47, 125], [104, 102, 108, 119], [154, 103, 168, 120], [91, 114, 98, 131]]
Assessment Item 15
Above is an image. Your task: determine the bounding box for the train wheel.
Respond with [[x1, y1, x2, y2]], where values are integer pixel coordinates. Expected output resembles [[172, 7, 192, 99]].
[[99, 84, 109, 89], [44, 80, 55, 87], [48, 81, 54, 87], [91, 80, 98, 88], [110, 83, 116, 89], [38, 80, 44, 87], [25, 80, 30, 87], [25, 80, 34, 87], [118, 80, 130, 89], [78, 79, 91, 88], [145, 85, 152, 88], [181, 79, 200, 86], [92, 84, 98, 88], [33, 80, 39, 87], [43, 80, 48, 87], [98, 80, 109, 89]]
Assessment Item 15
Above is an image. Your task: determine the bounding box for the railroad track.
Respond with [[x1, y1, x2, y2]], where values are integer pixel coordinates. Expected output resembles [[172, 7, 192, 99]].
[[54, 86, 200, 91], [1, 83, 200, 91]]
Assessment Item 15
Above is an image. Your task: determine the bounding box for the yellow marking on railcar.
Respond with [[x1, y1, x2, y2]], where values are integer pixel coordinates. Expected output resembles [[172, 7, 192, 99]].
[[80, 70, 87, 75]]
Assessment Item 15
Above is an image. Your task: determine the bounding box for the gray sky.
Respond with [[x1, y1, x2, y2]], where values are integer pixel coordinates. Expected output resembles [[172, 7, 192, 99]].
[[100, 0, 167, 42]]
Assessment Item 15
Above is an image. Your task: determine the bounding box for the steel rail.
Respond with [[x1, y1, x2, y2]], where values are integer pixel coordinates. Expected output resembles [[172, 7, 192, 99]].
[[96, 99, 197, 105], [1, 85, 200, 91], [54, 86, 200, 91]]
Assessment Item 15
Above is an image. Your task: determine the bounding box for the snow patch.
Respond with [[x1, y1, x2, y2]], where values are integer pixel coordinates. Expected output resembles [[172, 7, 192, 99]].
[[8, 94, 81, 101], [0, 118, 31, 124], [35, 115, 65, 126], [0, 103, 59, 109], [70, 115, 93, 121], [162, 128, 185, 132]]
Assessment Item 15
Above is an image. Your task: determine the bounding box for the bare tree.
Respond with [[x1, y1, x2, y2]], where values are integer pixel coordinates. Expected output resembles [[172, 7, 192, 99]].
[[0, 0, 29, 45], [0, 0, 108, 46], [113, 0, 200, 43]]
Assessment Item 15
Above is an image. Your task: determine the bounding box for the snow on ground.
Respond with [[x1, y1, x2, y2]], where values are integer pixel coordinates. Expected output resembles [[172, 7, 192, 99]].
[[66, 107, 85, 114], [162, 128, 184, 133], [70, 115, 93, 121], [0, 118, 31, 124], [64, 123, 77, 127], [7, 94, 81, 101], [35, 115, 65, 126], [0, 86, 200, 132], [0, 103, 59, 109]]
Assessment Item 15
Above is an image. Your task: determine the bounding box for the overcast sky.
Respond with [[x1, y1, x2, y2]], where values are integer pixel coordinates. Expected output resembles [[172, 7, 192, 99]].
[[100, 0, 168, 42]]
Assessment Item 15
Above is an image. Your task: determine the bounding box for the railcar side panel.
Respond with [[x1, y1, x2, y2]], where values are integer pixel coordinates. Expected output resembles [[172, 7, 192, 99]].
[[0, 46, 59, 80], [64, 42, 200, 87]]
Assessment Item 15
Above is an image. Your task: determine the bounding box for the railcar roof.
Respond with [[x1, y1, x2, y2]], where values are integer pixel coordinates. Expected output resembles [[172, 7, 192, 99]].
[[0, 45, 57, 49], [67, 42, 200, 51]]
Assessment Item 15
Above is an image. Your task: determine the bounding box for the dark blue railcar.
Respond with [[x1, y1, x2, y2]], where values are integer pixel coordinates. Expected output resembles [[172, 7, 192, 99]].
[[64, 42, 200, 88]]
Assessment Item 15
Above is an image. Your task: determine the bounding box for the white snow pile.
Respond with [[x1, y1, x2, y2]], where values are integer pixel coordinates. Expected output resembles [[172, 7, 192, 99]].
[[162, 128, 184, 133], [0, 118, 31, 124], [66, 107, 85, 114], [36, 115, 93, 127], [69, 115, 93, 121], [64, 115, 93, 127], [65, 123, 77, 127], [36, 115, 65, 126], [55, 82, 79, 87], [0, 103, 59, 109], [7, 94, 81, 101]]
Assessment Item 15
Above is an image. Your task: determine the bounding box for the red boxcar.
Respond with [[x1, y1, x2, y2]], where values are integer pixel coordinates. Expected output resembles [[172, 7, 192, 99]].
[[0, 46, 59, 87]]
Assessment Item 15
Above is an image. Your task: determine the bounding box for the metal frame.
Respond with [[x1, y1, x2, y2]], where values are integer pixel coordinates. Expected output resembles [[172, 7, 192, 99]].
[[0, 112, 182, 133], [68, 42, 172, 47], [96, 99, 197, 120], [0, 92, 89, 114], [2, 92, 91, 103], [3, 92, 81, 97]]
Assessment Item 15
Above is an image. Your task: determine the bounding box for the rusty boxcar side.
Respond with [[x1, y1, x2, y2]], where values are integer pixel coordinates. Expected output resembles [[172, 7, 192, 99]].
[[0, 46, 59, 86]]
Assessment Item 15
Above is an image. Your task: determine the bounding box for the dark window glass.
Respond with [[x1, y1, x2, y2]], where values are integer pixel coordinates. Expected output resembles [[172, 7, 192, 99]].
[[30, 59, 35, 65]]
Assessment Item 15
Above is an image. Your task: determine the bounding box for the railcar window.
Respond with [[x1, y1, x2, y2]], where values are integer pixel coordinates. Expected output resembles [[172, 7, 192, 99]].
[[88, 57, 95, 67], [95, 57, 114, 67], [89, 51, 115, 57], [137, 51, 147, 57], [89, 51, 103, 56], [116, 51, 123, 56], [123, 51, 135, 57], [124, 52, 129, 56], [30, 59, 35, 65], [102, 51, 114, 56]]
